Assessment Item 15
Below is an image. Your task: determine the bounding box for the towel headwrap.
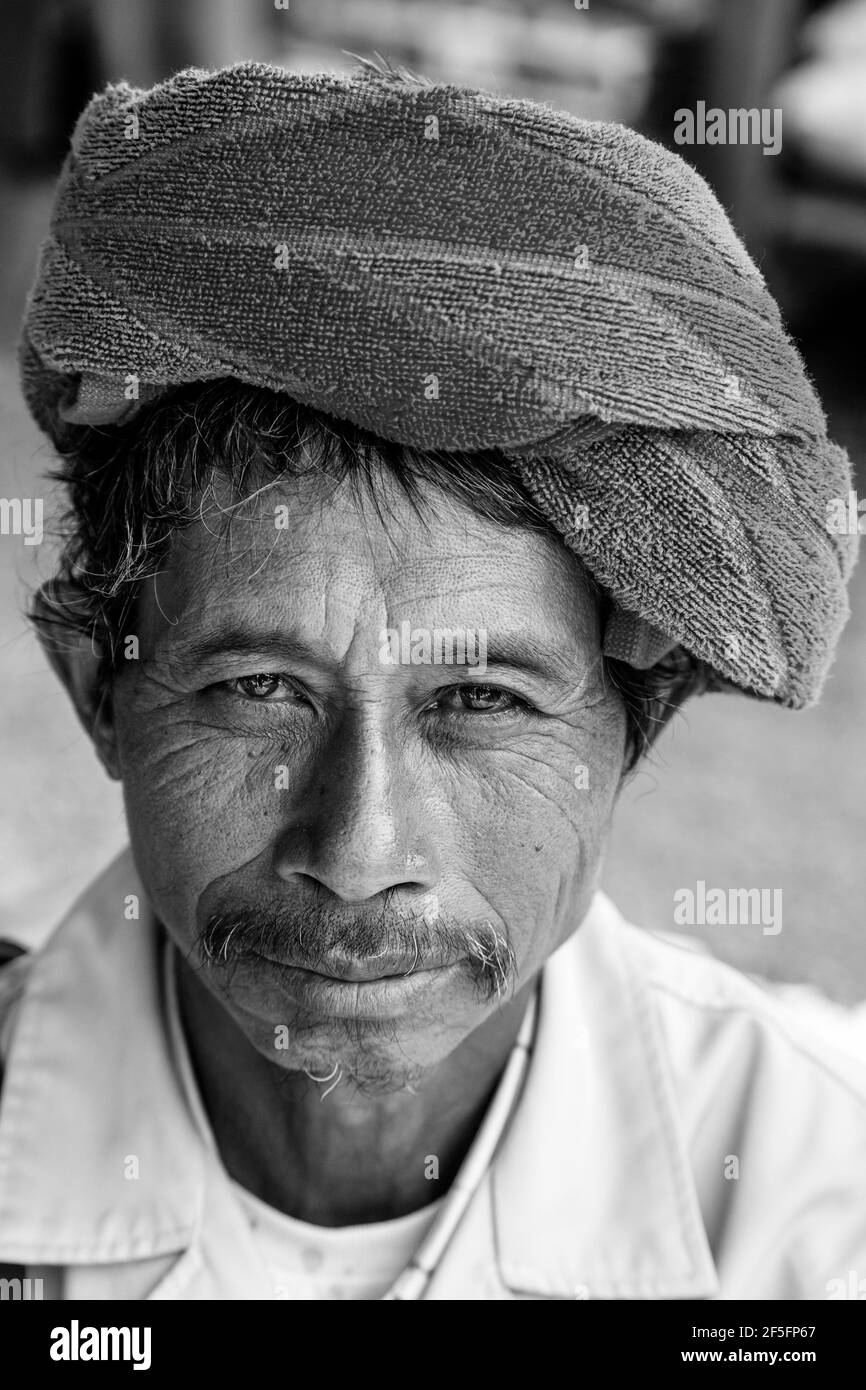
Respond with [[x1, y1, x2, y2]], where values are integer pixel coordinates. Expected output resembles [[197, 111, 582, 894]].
[[18, 61, 857, 705]]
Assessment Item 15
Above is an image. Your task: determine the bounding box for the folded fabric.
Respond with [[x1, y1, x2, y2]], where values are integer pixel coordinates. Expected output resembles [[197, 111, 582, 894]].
[[18, 61, 858, 704]]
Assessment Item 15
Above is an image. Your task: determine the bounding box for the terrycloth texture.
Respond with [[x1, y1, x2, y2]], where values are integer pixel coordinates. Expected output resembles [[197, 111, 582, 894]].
[[18, 62, 857, 705]]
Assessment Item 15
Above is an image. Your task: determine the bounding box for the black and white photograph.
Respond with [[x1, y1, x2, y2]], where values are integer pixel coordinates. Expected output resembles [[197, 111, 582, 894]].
[[0, 0, 864, 1342]]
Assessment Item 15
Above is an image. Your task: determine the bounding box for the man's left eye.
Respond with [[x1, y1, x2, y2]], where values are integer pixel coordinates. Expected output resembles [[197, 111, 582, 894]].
[[230, 674, 298, 702], [436, 684, 527, 715]]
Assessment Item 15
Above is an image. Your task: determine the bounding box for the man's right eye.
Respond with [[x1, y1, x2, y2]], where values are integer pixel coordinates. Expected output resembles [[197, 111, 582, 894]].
[[229, 674, 302, 703]]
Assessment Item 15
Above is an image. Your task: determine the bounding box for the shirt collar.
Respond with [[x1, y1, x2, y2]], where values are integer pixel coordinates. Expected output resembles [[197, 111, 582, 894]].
[[486, 891, 719, 1299], [0, 848, 204, 1264]]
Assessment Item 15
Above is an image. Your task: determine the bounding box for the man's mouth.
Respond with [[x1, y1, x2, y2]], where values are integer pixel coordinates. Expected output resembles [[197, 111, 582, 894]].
[[233, 950, 461, 1021], [253, 950, 442, 983]]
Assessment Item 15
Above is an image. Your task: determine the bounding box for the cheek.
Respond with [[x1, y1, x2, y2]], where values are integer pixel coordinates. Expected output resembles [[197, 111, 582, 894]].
[[446, 722, 624, 971], [114, 706, 281, 939]]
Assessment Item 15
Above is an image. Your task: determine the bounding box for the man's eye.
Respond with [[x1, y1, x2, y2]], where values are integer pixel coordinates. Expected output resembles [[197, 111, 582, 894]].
[[230, 674, 298, 703], [437, 684, 526, 715]]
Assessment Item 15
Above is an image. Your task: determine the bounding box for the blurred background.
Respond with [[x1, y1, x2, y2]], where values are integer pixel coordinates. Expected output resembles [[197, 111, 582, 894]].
[[0, 0, 864, 1020]]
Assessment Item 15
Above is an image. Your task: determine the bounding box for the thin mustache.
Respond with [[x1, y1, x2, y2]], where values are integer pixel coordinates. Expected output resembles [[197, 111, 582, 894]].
[[197, 903, 517, 1000]]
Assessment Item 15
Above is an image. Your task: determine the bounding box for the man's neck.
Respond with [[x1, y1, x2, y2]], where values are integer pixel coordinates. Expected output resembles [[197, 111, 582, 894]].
[[174, 957, 534, 1226]]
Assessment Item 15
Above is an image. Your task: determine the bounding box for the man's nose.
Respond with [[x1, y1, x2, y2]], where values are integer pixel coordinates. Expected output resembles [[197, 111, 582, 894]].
[[271, 711, 439, 903]]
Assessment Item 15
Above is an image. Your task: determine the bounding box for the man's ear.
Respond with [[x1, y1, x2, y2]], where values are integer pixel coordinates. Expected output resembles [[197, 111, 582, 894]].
[[31, 580, 122, 781]]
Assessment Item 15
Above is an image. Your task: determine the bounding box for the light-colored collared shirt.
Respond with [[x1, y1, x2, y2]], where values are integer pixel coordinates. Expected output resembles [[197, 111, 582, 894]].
[[1, 847, 865, 1300]]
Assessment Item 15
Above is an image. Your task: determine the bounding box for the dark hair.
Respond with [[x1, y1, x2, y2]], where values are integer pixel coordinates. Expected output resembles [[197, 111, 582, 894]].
[[36, 379, 715, 772]]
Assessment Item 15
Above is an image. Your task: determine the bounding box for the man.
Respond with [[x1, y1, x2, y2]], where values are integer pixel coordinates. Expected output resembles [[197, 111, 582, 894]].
[[0, 59, 863, 1301]]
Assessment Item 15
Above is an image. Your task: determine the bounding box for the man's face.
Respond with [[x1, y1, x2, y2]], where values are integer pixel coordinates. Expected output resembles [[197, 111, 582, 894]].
[[109, 464, 626, 1086]]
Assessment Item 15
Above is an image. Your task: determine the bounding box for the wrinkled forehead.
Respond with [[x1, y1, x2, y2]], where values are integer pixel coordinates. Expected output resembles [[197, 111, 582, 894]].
[[133, 466, 602, 668]]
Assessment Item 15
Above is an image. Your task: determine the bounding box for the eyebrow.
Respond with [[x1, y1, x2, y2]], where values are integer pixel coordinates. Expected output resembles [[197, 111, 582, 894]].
[[174, 623, 592, 683], [477, 633, 592, 682], [176, 627, 332, 673]]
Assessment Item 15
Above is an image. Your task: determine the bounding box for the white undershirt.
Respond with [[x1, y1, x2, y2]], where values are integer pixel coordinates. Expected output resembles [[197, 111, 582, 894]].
[[231, 1180, 443, 1301], [163, 940, 445, 1299]]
